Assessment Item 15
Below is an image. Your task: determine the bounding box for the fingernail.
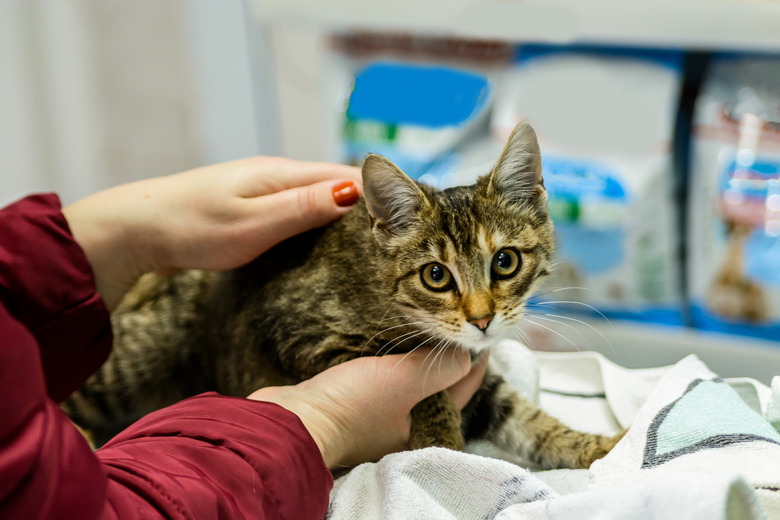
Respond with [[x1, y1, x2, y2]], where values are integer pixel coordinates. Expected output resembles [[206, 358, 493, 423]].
[[332, 181, 359, 207]]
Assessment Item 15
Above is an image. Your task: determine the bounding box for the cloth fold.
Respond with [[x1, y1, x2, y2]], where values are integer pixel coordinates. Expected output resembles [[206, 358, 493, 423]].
[[328, 342, 779, 519]]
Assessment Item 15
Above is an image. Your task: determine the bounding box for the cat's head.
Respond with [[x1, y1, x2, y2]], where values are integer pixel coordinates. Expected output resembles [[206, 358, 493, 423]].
[[361, 122, 553, 354]]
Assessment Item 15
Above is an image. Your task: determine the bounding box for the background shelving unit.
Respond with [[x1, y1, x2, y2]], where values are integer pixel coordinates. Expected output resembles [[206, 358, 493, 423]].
[[248, 0, 780, 383], [251, 0, 780, 52]]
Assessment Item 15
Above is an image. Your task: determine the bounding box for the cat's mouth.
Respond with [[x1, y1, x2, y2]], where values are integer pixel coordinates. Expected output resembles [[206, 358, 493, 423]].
[[451, 319, 508, 354]]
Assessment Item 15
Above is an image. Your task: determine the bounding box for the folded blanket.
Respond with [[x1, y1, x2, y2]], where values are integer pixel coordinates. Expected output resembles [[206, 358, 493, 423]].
[[589, 355, 780, 518], [328, 342, 779, 519]]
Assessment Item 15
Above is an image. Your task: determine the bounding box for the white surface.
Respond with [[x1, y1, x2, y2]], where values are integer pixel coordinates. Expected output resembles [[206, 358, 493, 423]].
[[184, 0, 267, 162], [0, 1, 47, 207], [524, 318, 780, 385], [252, 0, 780, 52], [329, 350, 777, 518]]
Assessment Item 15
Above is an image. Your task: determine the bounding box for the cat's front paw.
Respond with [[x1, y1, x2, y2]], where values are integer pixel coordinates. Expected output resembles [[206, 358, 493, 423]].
[[578, 429, 626, 468], [409, 391, 465, 451], [410, 428, 465, 451]]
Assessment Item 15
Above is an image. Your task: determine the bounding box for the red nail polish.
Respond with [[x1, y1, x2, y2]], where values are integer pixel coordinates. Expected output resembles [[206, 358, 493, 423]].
[[332, 181, 359, 207]]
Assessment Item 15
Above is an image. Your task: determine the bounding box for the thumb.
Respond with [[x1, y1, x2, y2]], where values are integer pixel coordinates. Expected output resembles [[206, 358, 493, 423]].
[[379, 348, 471, 408], [251, 179, 361, 246]]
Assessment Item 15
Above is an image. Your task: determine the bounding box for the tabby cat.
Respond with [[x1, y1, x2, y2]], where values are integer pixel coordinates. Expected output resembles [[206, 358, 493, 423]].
[[64, 122, 621, 469]]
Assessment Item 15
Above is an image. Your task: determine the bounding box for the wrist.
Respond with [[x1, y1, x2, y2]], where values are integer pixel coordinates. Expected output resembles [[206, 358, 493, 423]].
[[63, 187, 151, 310], [248, 386, 345, 470]]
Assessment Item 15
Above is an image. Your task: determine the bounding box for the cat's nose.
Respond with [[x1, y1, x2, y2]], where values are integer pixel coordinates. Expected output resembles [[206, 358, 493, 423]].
[[468, 315, 493, 332]]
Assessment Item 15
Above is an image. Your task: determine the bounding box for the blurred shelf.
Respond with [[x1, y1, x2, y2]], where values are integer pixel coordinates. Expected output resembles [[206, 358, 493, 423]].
[[252, 0, 780, 52], [524, 319, 780, 384], [248, 0, 780, 383]]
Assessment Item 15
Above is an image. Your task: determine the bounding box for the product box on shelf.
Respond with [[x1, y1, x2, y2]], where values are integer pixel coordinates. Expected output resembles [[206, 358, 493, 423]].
[[688, 54, 780, 342], [328, 33, 513, 187], [490, 44, 686, 327]]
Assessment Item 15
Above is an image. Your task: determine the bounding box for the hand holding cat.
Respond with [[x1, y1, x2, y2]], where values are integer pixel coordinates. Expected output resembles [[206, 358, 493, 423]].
[[64, 156, 362, 310], [249, 348, 490, 470]]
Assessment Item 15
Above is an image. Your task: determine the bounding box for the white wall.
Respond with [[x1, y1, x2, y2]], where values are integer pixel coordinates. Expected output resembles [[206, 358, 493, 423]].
[[0, 0, 265, 208]]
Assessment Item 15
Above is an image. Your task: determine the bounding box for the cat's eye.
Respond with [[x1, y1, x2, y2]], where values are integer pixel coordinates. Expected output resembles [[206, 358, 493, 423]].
[[492, 249, 521, 279], [420, 263, 452, 292]]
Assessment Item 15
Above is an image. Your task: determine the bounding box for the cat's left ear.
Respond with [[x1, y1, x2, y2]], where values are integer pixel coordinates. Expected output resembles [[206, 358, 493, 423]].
[[487, 122, 546, 206], [362, 154, 428, 240]]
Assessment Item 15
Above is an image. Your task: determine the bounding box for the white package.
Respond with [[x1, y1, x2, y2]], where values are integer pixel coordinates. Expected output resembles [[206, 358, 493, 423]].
[[492, 46, 685, 325], [688, 55, 780, 341]]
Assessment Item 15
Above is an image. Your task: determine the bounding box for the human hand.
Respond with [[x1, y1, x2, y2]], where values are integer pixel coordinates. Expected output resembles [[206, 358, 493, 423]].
[[248, 349, 490, 470], [63, 157, 361, 310]]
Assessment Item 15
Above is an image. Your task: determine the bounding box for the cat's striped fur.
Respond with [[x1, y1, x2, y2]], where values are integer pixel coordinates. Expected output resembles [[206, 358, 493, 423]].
[[64, 123, 621, 468]]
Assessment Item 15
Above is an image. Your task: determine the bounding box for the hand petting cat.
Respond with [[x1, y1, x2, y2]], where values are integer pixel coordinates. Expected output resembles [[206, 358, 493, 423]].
[[249, 347, 490, 469], [63, 154, 486, 471], [63, 156, 362, 310]]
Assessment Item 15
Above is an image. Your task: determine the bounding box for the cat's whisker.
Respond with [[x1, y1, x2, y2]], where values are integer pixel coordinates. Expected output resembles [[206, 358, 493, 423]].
[[376, 329, 428, 356], [360, 321, 429, 355], [378, 343, 432, 414], [406, 334, 440, 364], [545, 260, 572, 274], [430, 337, 453, 375], [526, 286, 592, 303], [380, 333, 450, 409], [421, 336, 454, 392], [522, 315, 582, 352], [360, 302, 412, 356], [365, 303, 404, 357], [521, 312, 590, 349], [447, 340, 462, 372], [435, 339, 458, 378], [375, 302, 395, 326], [428, 342, 450, 384], [419, 337, 445, 374], [529, 300, 613, 329], [526, 311, 615, 355], [512, 327, 535, 349], [382, 341, 436, 399], [379, 314, 414, 323]]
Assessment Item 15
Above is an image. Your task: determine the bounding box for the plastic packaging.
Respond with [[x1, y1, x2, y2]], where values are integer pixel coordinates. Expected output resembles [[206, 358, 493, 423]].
[[329, 33, 512, 187], [688, 54, 780, 340], [491, 45, 686, 325]]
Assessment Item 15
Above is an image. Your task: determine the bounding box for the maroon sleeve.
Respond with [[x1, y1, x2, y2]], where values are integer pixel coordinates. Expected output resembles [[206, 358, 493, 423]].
[[0, 193, 113, 403], [98, 394, 333, 520], [0, 194, 333, 519]]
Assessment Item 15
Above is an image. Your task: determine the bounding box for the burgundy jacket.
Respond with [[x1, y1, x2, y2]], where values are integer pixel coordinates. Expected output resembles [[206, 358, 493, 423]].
[[0, 194, 332, 519]]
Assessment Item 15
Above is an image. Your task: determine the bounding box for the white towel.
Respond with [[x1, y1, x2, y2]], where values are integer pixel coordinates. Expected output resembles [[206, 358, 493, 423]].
[[327, 342, 779, 519], [589, 355, 780, 517]]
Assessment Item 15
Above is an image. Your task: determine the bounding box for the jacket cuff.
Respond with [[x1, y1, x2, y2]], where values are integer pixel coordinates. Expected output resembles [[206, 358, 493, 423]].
[[0, 193, 112, 401], [99, 393, 333, 519]]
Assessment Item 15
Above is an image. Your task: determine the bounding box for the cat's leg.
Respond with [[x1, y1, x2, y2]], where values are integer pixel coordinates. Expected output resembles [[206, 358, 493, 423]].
[[410, 391, 465, 451], [279, 333, 468, 452], [461, 371, 623, 469], [62, 271, 214, 445], [62, 340, 201, 445]]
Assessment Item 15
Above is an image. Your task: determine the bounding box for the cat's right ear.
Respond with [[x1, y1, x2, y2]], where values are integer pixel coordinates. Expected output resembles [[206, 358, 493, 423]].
[[362, 154, 427, 239], [486, 122, 546, 207]]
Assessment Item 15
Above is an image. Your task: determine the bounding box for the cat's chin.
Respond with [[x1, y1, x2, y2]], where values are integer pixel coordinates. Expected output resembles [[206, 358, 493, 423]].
[[454, 335, 498, 356]]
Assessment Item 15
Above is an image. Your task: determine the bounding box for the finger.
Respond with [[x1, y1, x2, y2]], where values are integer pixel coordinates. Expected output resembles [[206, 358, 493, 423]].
[[248, 178, 362, 247], [240, 157, 362, 196], [377, 347, 471, 408], [447, 352, 489, 409]]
